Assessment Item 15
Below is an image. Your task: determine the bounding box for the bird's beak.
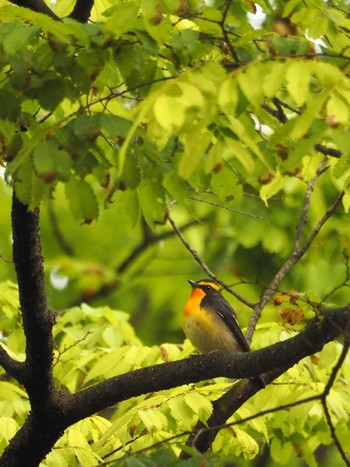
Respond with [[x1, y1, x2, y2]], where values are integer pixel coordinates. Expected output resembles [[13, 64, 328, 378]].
[[188, 280, 198, 288]]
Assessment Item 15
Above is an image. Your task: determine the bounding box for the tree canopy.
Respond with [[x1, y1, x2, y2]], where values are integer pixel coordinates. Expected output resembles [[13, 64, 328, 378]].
[[0, 0, 349, 466]]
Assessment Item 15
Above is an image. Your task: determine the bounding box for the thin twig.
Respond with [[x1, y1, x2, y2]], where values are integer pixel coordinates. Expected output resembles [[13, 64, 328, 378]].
[[246, 174, 344, 343], [117, 217, 206, 274], [191, 196, 262, 219], [295, 158, 328, 251], [166, 209, 255, 309], [321, 333, 350, 466]]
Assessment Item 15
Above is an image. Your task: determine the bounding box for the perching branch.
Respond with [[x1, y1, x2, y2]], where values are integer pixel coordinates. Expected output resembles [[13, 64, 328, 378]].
[[51, 305, 350, 425]]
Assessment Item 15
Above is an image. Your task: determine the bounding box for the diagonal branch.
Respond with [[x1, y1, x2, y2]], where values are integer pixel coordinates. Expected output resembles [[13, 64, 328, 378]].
[[63, 305, 349, 425], [7, 0, 59, 19], [246, 167, 344, 342], [0, 346, 26, 384], [166, 210, 255, 309]]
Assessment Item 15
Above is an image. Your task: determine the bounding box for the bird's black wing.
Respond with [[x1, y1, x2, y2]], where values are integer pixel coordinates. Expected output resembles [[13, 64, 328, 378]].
[[204, 295, 250, 352]]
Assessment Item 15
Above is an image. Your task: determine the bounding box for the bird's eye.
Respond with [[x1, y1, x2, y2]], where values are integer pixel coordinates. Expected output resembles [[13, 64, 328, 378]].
[[205, 285, 212, 291]]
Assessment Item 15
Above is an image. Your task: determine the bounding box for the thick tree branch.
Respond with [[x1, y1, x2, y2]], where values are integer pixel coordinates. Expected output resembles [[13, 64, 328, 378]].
[[0, 346, 26, 384], [63, 306, 349, 425], [7, 0, 59, 19], [11, 195, 56, 405], [68, 0, 94, 22], [182, 366, 287, 456]]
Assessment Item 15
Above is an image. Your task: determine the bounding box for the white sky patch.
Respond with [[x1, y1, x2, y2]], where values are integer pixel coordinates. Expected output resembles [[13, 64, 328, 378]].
[[50, 267, 69, 290], [305, 29, 326, 53], [248, 4, 266, 30], [252, 114, 273, 135]]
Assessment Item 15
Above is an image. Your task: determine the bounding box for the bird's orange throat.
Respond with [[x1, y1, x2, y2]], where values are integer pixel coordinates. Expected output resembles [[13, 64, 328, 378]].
[[183, 288, 205, 318]]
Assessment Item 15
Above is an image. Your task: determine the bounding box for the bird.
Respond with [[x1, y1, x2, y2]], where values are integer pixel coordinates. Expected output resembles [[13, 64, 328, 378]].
[[182, 279, 250, 354]]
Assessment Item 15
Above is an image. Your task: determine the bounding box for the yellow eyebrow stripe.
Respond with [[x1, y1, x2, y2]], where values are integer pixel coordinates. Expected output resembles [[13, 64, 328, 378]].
[[197, 280, 221, 292]]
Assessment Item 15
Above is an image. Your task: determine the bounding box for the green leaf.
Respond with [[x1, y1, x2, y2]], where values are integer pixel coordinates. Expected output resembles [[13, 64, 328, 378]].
[[210, 166, 243, 206], [285, 61, 311, 106], [0, 89, 21, 120], [13, 156, 50, 209], [163, 171, 190, 203], [168, 395, 194, 430], [270, 437, 294, 464], [263, 62, 288, 97], [65, 177, 99, 221], [137, 178, 166, 226], [178, 130, 212, 179], [218, 78, 238, 116], [153, 94, 185, 132], [37, 79, 66, 111], [184, 393, 212, 423], [326, 95, 349, 124], [2, 23, 40, 54], [104, 2, 140, 37], [237, 67, 263, 107], [260, 171, 286, 205], [32, 139, 71, 182]]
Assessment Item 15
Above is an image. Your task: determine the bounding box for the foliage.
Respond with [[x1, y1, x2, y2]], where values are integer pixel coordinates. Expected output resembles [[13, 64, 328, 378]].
[[0, 0, 349, 465], [1, 281, 350, 466]]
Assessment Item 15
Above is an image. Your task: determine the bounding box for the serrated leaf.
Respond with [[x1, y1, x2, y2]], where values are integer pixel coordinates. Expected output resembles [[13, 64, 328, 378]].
[[184, 393, 212, 423], [168, 395, 194, 430], [84, 347, 129, 384], [2, 23, 40, 54], [65, 177, 99, 221], [138, 409, 168, 432]]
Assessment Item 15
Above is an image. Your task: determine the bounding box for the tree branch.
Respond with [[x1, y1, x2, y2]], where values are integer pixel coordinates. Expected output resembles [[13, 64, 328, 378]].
[[7, 0, 59, 19], [166, 210, 255, 309], [64, 306, 349, 425], [11, 195, 56, 405], [321, 332, 350, 466], [68, 0, 94, 22], [246, 178, 344, 342], [0, 346, 26, 384], [182, 366, 286, 456]]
